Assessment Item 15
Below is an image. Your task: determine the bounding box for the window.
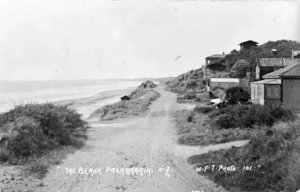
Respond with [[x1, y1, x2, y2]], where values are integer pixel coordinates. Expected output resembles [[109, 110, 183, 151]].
[[258, 85, 263, 98], [266, 86, 280, 99]]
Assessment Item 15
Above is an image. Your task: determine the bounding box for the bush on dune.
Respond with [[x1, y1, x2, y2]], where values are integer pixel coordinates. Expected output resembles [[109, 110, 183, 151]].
[[90, 89, 160, 120], [0, 103, 88, 164], [225, 86, 250, 105], [193, 106, 213, 114], [175, 107, 253, 146], [209, 104, 295, 129]]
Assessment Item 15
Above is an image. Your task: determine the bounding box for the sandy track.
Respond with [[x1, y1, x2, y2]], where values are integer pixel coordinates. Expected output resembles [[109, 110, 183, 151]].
[[34, 86, 245, 192]]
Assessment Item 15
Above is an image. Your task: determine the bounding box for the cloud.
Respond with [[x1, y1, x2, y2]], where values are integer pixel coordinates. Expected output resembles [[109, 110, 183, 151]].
[[0, 0, 299, 80]]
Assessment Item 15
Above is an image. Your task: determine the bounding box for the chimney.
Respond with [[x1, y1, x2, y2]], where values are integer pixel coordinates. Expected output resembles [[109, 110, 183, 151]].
[[272, 49, 277, 56], [223, 52, 225, 55]]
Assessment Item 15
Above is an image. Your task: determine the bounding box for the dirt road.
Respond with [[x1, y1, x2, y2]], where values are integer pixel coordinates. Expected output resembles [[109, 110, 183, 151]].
[[35, 86, 246, 192]]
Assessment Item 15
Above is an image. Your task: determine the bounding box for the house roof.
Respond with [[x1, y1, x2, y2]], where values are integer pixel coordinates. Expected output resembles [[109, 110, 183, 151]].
[[257, 58, 300, 67], [284, 58, 300, 66], [258, 58, 284, 67], [206, 54, 227, 59], [281, 63, 300, 78], [210, 78, 239, 83], [239, 40, 258, 45], [263, 63, 300, 79], [251, 79, 281, 85]]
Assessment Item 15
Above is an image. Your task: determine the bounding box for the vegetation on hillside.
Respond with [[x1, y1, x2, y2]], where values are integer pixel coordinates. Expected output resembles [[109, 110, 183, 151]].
[[165, 68, 206, 93], [225, 40, 300, 77], [166, 40, 300, 94], [231, 59, 250, 78]]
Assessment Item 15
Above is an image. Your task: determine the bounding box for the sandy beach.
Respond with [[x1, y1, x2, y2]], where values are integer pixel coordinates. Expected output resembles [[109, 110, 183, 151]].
[[53, 87, 136, 119]]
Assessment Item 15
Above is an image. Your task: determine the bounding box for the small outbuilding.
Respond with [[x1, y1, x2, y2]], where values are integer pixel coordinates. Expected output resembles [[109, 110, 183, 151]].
[[209, 78, 240, 90], [120, 95, 130, 101], [250, 79, 281, 105]]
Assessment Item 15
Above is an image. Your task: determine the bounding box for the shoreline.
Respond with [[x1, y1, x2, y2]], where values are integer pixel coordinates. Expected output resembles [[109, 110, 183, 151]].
[[53, 87, 137, 119], [0, 87, 137, 119]]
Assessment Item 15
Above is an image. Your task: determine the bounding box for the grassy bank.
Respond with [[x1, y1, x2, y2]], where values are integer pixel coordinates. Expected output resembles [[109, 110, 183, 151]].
[[174, 105, 251, 146], [175, 104, 295, 146], [90, 81, 160, 120], [0, 103, 88, 178], [188, 120, 300, 192]]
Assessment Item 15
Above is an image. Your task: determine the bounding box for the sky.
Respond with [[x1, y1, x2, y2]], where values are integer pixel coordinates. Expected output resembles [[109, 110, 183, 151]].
[[0, 0, 299, 80]]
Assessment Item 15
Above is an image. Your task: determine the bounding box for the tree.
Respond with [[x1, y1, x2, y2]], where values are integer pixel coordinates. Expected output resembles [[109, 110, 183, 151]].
[[231, 59, 250, 78], [225, 86, 250, 105]]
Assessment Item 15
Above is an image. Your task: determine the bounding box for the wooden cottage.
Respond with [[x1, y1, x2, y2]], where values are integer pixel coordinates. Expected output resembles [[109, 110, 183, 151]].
[[239, 40, 258, 50], [251, 62, 300, 108], [250, 79, 281, 105], [205, 54, 227, 71], [280, 64, 300, 109], [255, 58, 300, 80]]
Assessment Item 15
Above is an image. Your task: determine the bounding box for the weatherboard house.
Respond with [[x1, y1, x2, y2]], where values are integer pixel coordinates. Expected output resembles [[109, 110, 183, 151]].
[[205, 53, 227, 71], [251, 62, 300, 109], [255, 58, 300, 80], [279, 63, 300, 109]]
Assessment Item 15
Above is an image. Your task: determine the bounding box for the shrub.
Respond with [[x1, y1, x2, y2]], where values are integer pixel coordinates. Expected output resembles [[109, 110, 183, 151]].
[[186, 81, 198, 90], [0, 103, 88, 163], [6, 117, 58, 160], [183, 93, 197, 100], [209, 104, 295, 129], [231, 59, 250, 78], [225, 86, 250, 104], [195, 97, 202, 102], [193, 106, 213, 114], [214, 114, 236, 129], [186, 114, 193, 122]]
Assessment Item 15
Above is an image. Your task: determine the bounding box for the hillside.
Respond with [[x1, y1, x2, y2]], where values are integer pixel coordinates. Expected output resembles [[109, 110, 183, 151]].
[[166, 40, 300, 93], [223, 40, 300, 72], [165, 68, 206, 93]]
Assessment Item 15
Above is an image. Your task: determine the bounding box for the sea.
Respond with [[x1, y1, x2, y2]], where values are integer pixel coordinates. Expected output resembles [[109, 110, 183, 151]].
[[0, 80, 142, 113]]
